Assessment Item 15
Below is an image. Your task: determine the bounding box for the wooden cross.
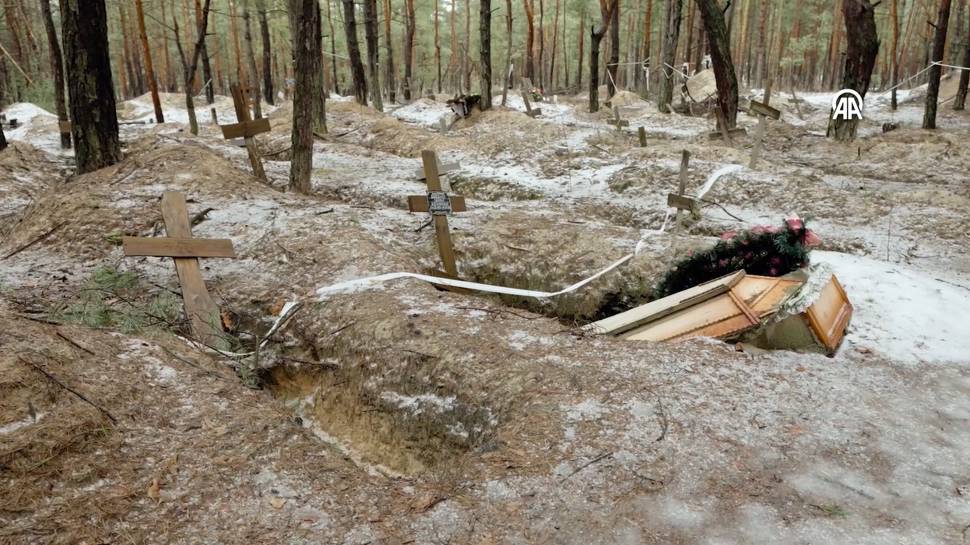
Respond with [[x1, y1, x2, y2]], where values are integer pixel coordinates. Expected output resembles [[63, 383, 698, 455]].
[[122, 192, 236, 348], [709, 106, 747, 142], [667, 150, 699, 218], [221, 83, 269, 181], [747, 99, 781, 169], [414, 157, 460, 181], [520, 78, 542, 117], [607, 106, 630, 129], [407, 150, 467, 278]]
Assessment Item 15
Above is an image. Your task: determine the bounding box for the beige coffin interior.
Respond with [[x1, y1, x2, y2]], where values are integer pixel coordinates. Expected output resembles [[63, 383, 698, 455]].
[[589, 270, 853, 355]]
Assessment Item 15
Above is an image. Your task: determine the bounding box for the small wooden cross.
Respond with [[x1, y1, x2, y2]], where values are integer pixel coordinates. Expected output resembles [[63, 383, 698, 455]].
[[407, 150, 467, 278], [221, 83, 269, 181], [747, 99, 780, 169], [667, 150, 699, 218], [520, 78, 542, 118], [414, 157, 460, 181], [607, 106, 630, 129], [122, 192, 236, 348], [709, 106, 747, 142]]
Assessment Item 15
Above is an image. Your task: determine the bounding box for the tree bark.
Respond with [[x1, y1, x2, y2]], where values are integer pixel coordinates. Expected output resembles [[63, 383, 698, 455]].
[[827, 0, 878, 141], [403, 0, 415, 100], [61, 0, 122, 174], [327, 0, 340, 94], [40, 0, 71, 148], [607, 0, 620, 97], [657, 0, 683, 113], [197, 0, 215, 104], [173, 0, 213, 136], [550, 0, 560, 88], [289, 0, 317, 194], [923, 0, 952, 129], [576, 5, 585, 88], [313, 0, 328, 131], [383, 0, 396, 102], [242, 0, 263, 118], [364, 0, 383, 110], [343, 0, 369, 104], [502, 0, 513, 104], [695, 0, 739, 129], [890, 0, 899, 110], [258, 3, 275, 105], [589, 0, 619, 112], [135, 0, 164, 123], [524, 0, 536, 82], [955, 6, 970, 110], [481, 0, 493, 107]]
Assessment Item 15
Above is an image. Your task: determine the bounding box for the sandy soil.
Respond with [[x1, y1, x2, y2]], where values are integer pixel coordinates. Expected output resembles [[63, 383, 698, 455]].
[[1, 86, 969, 544]]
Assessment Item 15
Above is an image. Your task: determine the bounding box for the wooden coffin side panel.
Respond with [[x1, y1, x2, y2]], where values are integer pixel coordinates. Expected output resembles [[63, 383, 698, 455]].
[[805, 275, 853, 354]]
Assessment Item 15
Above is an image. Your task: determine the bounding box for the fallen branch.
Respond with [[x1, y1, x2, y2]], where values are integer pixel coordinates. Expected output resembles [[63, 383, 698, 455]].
[[654, 397, 669, 442], [2, 222, 66, 259], [190, 207, 215, 226], [55, 331, 95, 355], [19, 357, 117, 424], [698, 198, 745, 222], [560, 451, 613, 482]]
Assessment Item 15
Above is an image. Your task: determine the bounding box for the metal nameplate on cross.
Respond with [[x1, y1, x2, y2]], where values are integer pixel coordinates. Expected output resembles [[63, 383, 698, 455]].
[[407, 150, 467, 279], [122, 192, 236, 348]]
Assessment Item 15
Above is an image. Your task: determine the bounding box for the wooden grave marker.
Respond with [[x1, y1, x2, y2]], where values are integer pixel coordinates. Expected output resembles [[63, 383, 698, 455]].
[[667, 150, 699, 217], [414, 157, 460, 180], [407, 150, 467, 280], [607, 106, 630, 129], [708, 106, 747, 142], [122, 192, 236, 348], [638, 126, 647, 147], [520, 78, 542, 117], [58, 120, 72, 148], [221, 83, 269, 181], [747, 99, 781, 169]]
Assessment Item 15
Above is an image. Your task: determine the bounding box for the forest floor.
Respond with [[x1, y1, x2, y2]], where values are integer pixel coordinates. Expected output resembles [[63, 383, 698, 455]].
[[1, 85, 970, 545]]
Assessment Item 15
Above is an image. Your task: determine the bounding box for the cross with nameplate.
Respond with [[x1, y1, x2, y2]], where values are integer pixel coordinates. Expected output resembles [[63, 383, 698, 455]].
[[122, 192, 236, 348], [407, 150, 467, 279]]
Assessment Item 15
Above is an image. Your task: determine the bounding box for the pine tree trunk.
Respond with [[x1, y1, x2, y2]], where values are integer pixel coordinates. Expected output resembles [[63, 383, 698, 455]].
[[538, 0, 545, 89], [196, 0, 215, 104], [502, 0, 513, 104], [327, 0, 340, 94], [0, 122, 6, 152], [695, 0, 739, 129], [890, 0, 899, 110], [590, 0, 618, 112], [258, 4, 275, 104], [923, 0, 952, 129], [641, 0, 652, 92], [313, 0, 328, 131], [827, 0, 878, 141], [550, 0, 560, 89], [342, 0, 368, 104], [135, 0, 164, 122], [524, 0, 536, 82], [61, 0, 122, 173], [481, 0, 493, 107], [161, 0, 174, 91], [383, 0, 396, 102], [242, 0, 263, 118], [576, 6, 585, 88], [40, 0, 70, 148], [464, 0, 472, 92], [364, 0, 383, 110], [657, 0, 682, 113], [403, 0, 415, 100], [289, 0, 317, 194], [955, 7, 970, 110], [435, 0, 443, 92], [607, 0, 619, 97]]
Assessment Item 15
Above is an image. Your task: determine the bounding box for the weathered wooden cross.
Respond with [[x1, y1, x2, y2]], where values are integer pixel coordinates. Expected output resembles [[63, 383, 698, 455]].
[[607, 106, 630, 129], [221, 83, 269, 181], [414, 157, 460, 181], [747, 99, 781, 169], [667, 150, 699, 218], [520, 78, 542, 118], [709, 107, 747, 143], [57, 120, 72, 149], [407, 150, 467, 279], [122, 192, 236, 348]]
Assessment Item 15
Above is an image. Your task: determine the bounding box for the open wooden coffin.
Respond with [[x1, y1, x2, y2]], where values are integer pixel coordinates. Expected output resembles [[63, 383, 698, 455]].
[[588, 269, 853, 355]]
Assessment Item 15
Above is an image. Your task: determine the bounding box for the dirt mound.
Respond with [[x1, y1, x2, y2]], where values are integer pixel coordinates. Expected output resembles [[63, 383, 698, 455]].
[[0, 142, 68, 235]]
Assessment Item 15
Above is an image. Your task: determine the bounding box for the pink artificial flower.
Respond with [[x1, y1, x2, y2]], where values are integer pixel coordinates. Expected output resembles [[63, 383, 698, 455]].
[[770, 256, 782, 265], [769, 267, 778, 276], [719, 259, 729, 267], [785, 215, 804, 232], [751, 225, 767, 235], [720, 230, 737, 240], [766, 225, 780, 234], [804, 229, 822, 247]]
